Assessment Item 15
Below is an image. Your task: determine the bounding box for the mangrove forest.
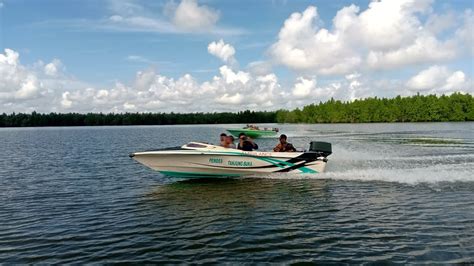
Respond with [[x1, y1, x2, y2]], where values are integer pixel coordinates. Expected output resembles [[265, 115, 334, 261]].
[[0, 93, 472, 127]]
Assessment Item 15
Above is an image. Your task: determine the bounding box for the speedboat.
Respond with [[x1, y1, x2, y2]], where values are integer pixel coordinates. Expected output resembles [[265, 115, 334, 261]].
[[129, 141, 332, 178], [227, 126, 279, 138]]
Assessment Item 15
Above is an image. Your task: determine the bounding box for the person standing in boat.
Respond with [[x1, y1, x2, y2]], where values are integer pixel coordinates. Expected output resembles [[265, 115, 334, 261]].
[[237, 133, 258, 151], [273, 134, 296, 152]]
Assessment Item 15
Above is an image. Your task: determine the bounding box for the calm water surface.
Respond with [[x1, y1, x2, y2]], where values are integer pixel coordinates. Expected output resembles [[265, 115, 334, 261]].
[[1, 123, 473, 263]]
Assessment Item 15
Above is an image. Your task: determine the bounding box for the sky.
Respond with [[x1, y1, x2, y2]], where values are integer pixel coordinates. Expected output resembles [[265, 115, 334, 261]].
[[0, 0, 473, 113]]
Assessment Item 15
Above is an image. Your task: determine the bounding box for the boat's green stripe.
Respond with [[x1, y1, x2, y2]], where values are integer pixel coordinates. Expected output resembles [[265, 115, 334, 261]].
[[257, 157, 317, 174], [159, 170, 242, 178], [199, 151, 318, 174], [300, 168, 317, 173], [262, 157, 317, 173]]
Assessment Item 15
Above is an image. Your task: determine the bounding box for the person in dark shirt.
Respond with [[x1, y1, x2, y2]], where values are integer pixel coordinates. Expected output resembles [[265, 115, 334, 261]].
[[237, 133, 258, 151], [273, 134, 296, 152]]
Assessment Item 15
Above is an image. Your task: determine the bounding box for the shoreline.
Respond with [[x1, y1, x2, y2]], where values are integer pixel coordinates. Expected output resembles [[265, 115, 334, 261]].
[[0, 121, 473, 129], [1, 93, 472, 127]]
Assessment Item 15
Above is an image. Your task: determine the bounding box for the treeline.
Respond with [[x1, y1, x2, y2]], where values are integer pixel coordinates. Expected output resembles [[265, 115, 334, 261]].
[[276, 93, 473, 123], [0, 93, 472, 127], [0, 111, 276, 127]]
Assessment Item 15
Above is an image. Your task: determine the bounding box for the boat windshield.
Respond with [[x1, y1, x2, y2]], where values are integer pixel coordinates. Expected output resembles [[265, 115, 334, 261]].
[[186, 143, 208, 148]]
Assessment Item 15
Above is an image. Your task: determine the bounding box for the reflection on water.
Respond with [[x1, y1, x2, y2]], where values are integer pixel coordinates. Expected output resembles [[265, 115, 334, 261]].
[[137, 178, 474, 263], [142, 178, 332, 217], [0, 123, 473, 263]]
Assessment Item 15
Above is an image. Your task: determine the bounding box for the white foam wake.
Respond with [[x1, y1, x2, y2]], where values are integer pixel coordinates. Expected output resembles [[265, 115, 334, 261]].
[[257, 162, 474, 185]]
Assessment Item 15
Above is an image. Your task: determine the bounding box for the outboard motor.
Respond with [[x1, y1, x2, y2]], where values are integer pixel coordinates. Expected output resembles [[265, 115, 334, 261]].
[[309, 141, 332, 158]]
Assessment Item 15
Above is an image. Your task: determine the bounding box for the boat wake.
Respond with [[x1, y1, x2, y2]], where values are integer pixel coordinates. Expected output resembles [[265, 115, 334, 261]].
[[253, 144, 474, 184], [254, 163, 474, 184]]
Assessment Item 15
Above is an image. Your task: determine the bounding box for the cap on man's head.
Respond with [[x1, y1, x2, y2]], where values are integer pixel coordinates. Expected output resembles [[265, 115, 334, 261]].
[[220, 133, 227, 137], [280, 134, 287, 139]]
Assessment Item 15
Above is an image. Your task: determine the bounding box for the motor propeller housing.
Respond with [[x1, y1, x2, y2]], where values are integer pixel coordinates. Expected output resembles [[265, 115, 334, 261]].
[[309, 141, 332, 158]]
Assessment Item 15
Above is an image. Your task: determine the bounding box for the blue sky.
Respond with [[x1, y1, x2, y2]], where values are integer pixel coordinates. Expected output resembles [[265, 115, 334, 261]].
[[3, 0, 368, 83], [0, 0, 473, 113]]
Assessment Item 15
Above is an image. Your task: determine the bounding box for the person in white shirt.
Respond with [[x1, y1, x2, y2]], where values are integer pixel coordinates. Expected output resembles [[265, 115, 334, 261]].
[[223, 135, 236, 148]]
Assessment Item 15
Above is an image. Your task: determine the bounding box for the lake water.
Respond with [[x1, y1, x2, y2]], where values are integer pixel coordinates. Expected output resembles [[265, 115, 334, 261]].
[[1, 123, 473, 263]]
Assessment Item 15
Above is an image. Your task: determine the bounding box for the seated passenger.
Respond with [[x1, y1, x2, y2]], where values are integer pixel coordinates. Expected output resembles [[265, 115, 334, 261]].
[[237, 133, 258, 151], [273, 134, 296, 152], [219, 133, 227, 147], [223, 135, 236, 149]]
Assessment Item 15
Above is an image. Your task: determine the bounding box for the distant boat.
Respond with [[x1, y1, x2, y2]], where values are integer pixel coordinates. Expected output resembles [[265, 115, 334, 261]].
[[227, 125, 279, 138]]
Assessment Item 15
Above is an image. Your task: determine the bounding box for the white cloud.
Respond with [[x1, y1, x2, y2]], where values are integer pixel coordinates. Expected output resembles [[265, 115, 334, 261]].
[[0, 49, 93, 113], [366, 35, 456, 69], [218, 65, 249, 84], [15, 75, 42, 100], [455, 9, 474, 55], [61, 91, 73, 108], [125, 55, 166, 66], [351, 0, 431, 51], [172, 0, 220, 31], [270, 0, 468, 74], [292, 77, 316, 98], [126, 55, 148, 63], [123, 102, 137, 111], [54, 66, 280, 112], [407, 65, 448, 90], [406, 65, 471, 93], [104, 15, 175, 33], [270, 6, 360, 75], [215, 93, 243, 105], [445, 72, 467, 91], [1, 37, 471, 113], [4, 1, 473, 114], [208, 39, 236, 63], [345, 72, 361, 80], [284, 73, 376, 107], [44, 59, 63, 76], [0, 49, 43, 101], [246, 61, 273, 76], [425, 11, 456, 35], [34, 0, 243, 36]]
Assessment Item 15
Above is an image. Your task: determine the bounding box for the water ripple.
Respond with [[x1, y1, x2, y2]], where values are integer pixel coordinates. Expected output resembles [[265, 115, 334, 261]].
[[0, 124, 473, 263]]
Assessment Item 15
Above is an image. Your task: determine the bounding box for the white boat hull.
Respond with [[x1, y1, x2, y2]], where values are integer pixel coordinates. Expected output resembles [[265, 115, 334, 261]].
[[130, 143, 328, 178]]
